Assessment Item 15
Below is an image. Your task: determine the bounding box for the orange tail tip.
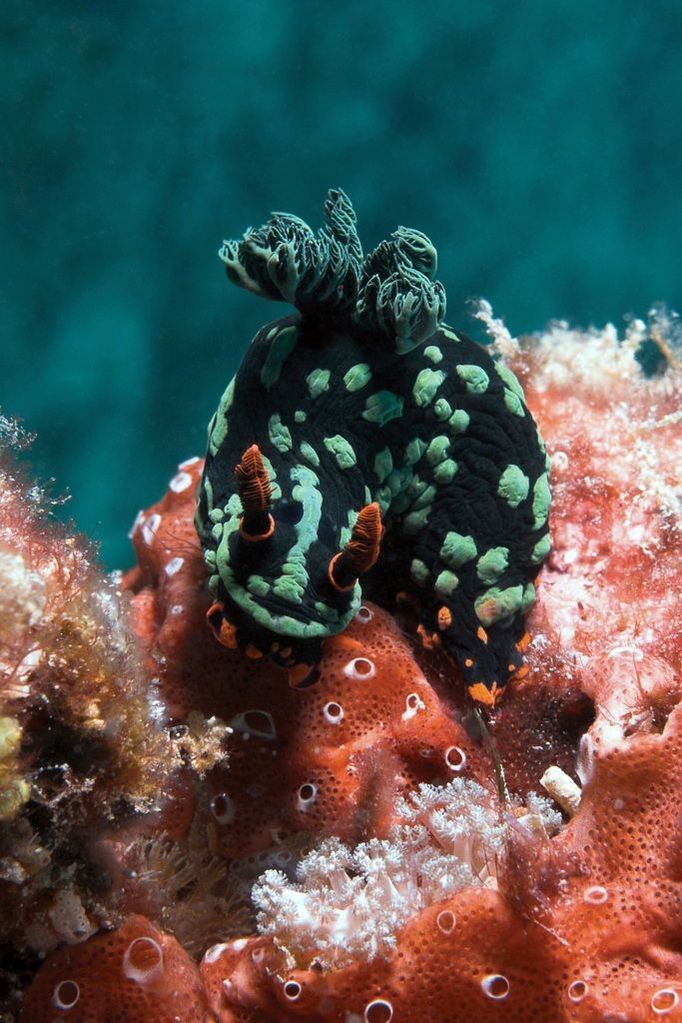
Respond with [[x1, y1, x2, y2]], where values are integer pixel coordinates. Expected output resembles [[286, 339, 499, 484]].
[[516, 631, 532, 652], [468, 681, 504, 707], [417, 624, 441, 651]]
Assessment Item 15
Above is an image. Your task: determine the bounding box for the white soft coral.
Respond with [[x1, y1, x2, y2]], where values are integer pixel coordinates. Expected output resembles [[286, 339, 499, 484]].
[[252, 778, 506, 969]]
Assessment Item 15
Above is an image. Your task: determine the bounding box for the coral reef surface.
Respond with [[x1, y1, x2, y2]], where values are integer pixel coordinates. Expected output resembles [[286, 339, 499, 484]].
[[2, 305, 681, 1022]]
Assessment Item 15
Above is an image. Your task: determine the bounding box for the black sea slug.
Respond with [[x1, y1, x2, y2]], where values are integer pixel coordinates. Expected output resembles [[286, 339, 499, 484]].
[[195, 190, 551, 704]]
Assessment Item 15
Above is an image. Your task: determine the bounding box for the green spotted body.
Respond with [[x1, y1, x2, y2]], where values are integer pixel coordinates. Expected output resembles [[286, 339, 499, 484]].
[[196, 190, 551, 696]]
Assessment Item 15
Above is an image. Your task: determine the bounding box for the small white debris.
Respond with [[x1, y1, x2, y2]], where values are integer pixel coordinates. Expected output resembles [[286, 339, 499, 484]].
[[164, 556, 184, 577], [128, 509, 145, 539], [142, 513, 162, 547], [169, 471, 192, 493], [540, 765, 582, 816]]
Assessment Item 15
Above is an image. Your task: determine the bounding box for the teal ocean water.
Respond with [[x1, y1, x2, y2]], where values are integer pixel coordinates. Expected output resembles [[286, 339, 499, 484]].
[[2, 1, 681, 567]]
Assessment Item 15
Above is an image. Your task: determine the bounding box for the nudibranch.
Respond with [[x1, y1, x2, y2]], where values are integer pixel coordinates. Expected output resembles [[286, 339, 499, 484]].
[[195, 190, 551, 704]]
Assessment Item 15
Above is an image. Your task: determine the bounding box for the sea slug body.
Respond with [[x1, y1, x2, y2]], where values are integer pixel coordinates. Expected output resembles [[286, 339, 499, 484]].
[[195, 190, 551, 702]]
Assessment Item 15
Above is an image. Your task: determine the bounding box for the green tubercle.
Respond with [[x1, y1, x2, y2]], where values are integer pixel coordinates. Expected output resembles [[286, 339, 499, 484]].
[[413, 368, 447, 407], [306, 368, 331, 399], [406, 475, 427, 501], [268, 414, 293, 453], [498, 464, 530, 508], [324, 435, 357, 470], [476, 547, 510, 585], [209, 377, 235, 455], [532, 473, 551, 529], [374, 447, 393, 483], [343, 363, 372, 392], [426, 435, 450, 466], [495, 362, 526, 401], [261, 454, 282, 499], [362, 390, 405, 425], [456, 364, 489, 394], [272, 555, 309, 604], [441, 325, 461, 342], [412, 483, 436, 510], [448, 409, 470, 434], [433, 458, 458, 484], [247, 575, 271, 597], [522, 581, 537, 612], [338, 507, 359, 549], [475, 584, 524, 626], [435, 570, 459, 596], [433, 398, 452, 421], [424, 345, 443, 364], [441, 531, 477, 569], [300, 441, 320, 467], [503, 389, 526, 417], [260, 325, 298, 389], [404, 438, 427, 466], [532, 533, 551, 564]]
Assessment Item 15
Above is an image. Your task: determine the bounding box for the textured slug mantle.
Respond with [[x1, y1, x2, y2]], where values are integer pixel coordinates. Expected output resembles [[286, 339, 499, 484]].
[[195, 190, 551, 701]]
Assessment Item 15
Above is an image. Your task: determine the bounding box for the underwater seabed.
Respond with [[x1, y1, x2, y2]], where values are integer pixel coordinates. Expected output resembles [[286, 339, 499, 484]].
[[2, 304, 682, 1023]]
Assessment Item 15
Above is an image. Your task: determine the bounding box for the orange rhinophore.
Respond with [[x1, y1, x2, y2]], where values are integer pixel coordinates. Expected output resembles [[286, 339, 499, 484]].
[[328, 502, 382, 592], [235, 443, 275, 540]]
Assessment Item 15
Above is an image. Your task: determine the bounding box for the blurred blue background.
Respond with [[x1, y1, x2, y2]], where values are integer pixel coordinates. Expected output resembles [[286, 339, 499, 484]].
[[2, 0, 681, 567]]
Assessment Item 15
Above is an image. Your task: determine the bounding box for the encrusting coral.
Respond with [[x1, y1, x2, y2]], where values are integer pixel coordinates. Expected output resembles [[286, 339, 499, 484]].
[[4, 271, 682, 1017], [19, 915, 213, 1022], [0, 417, 178, 1015]]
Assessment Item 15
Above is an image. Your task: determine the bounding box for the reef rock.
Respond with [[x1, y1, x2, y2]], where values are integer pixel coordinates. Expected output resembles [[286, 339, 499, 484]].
[[8, 306, 682, 1022]]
